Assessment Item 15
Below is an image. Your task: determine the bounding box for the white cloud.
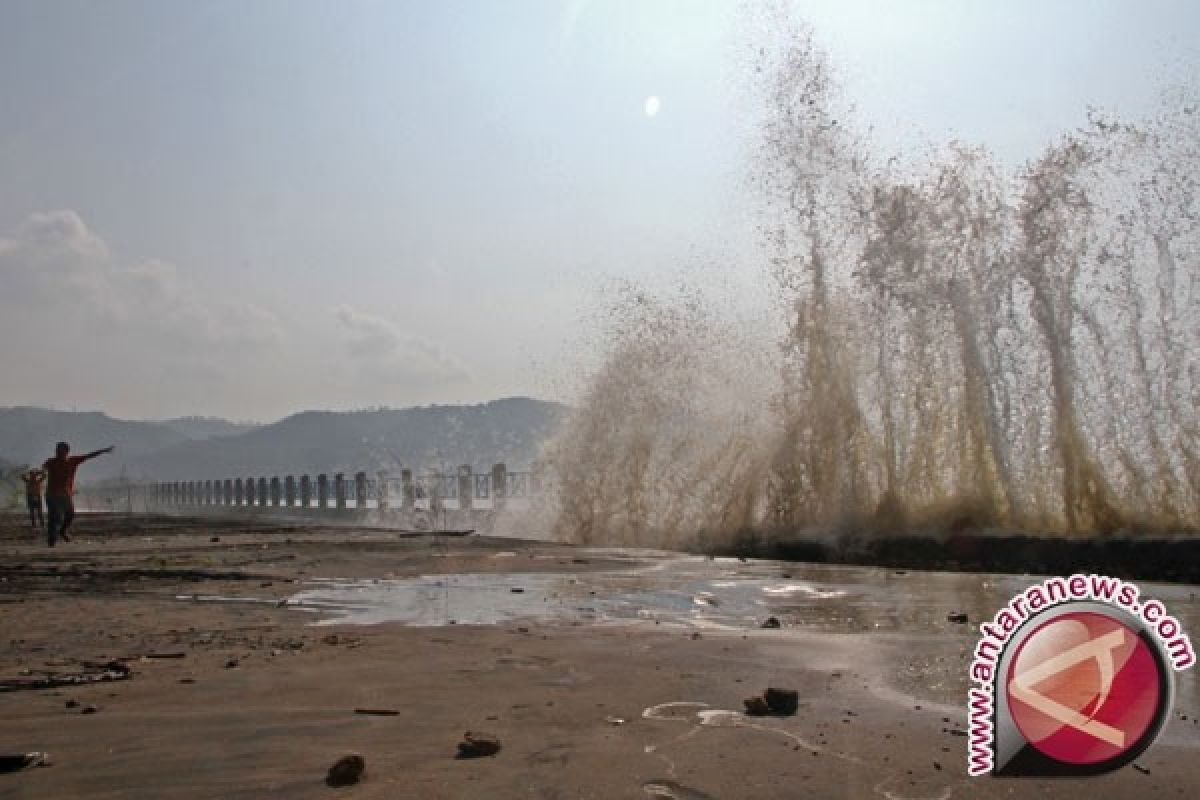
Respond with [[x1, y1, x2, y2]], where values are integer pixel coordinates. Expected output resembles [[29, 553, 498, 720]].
[[0, 211, 480, 417], [333, 304, 471, 384], [0, 209, 110, 303], [0, 210, 282, 353]]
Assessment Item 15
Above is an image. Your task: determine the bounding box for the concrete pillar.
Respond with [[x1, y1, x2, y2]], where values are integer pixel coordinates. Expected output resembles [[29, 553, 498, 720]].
[[400, 468, 414, 512], [247, 477, 257, 506], [492, 463, 508, 510], [204, 480, 213, 505], [235, 478, 244, 506], [186, 481, 194, 505], [258, 477, 269, 507], [317, 474, 329, 509], [284, 475, 296, 507], [300, 475, 312, 508], [376, 471, 389, 510], [354, 471, 368, 509], [334, 473, 346, 510], [530, 460, 543, 495], [429, 471, 444, 514], [223, 479, 233, 506], [270, 476, 281, 507], [458, 465, 474, 511]]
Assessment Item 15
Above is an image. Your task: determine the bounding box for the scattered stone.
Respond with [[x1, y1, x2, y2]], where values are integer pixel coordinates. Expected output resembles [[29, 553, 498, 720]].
[[64, 699, 79, 709], [224, 659, 239, 669], [760, 617, 782, 629], [743, 696, 770, 716], [0, 752, 51, 773], [81, 705, 98, 715], [765, 688, 799, 716], [325, 753, 365, 786], [933, 761, 942, 771], [210, 536, 220, 543], [946, 612, 968, 624], [1133, 763, 1151, 775], [354, 708, 399, 716], [179, 678, 195, 684], [604, 716, 626, 725], [510, 587, 525, 593], [144, 652, 186, 660], [456, 731, 501, 759], [321, 634, 341, 646], [690, 632, 702, 640]]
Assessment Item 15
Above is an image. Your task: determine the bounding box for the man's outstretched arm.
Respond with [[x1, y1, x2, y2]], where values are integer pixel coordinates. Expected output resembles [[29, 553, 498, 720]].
[[81, 446, 115, 461]]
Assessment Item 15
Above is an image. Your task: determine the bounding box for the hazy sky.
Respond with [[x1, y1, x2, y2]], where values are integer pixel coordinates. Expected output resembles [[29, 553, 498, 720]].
[[1, 0, 1196, 421]]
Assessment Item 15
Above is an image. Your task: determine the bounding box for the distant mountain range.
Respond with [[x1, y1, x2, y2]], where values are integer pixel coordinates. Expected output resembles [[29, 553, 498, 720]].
[[0, 398, 567, 484]]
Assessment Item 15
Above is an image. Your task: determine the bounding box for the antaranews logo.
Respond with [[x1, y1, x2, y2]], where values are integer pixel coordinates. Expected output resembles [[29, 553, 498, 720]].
[[967, 574, 1195, 777]]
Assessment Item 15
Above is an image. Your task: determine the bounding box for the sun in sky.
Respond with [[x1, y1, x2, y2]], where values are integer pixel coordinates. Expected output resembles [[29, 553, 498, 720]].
[[644, 95, 661, 118]]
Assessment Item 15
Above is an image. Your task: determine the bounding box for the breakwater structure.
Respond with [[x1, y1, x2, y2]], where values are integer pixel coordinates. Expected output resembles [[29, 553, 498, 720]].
[[78, 463, 544, 532]]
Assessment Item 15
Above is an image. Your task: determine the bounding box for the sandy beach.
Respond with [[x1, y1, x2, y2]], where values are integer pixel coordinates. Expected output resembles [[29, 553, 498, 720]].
[[2, 512, 1198, 799]]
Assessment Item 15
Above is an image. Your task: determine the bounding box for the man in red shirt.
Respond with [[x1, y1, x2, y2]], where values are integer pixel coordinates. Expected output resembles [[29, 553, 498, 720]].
[[43, 441, 114, 547]]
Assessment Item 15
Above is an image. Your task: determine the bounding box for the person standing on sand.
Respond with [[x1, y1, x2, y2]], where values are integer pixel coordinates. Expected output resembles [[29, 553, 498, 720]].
[[20, 468, 45, 529], [42, 442, 114, 547]]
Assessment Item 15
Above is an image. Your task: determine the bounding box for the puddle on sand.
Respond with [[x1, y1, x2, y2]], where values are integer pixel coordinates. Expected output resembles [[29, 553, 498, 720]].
[[279, 556, 1200, 640], [280, 560, 882, 629]]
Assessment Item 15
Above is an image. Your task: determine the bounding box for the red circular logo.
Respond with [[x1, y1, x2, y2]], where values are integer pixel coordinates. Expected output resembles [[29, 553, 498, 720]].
[[1006, 611, 1164, 766]]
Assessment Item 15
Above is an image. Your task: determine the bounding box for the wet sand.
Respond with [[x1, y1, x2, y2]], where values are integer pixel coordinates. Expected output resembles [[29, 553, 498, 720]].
[[1, 513, 1198, 799]]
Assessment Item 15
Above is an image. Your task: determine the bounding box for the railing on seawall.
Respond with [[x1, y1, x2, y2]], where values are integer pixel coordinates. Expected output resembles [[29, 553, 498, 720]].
[[112, 463, 544, 517]]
